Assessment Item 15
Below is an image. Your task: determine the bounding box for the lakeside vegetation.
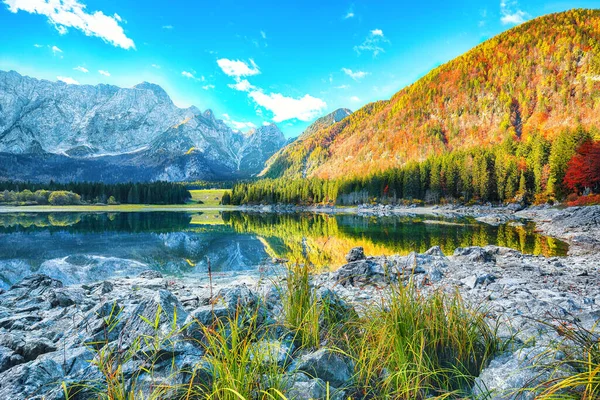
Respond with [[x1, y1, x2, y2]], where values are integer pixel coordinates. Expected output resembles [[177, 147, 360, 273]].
[[227, 133, 600, 206], [190, 189, 228, 206], [0, 181, 190, 205]]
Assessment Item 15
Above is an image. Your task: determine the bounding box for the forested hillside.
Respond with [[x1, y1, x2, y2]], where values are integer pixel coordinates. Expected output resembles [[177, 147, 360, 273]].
[[227, 127, 599, 205], [262, 9, 600, 180]]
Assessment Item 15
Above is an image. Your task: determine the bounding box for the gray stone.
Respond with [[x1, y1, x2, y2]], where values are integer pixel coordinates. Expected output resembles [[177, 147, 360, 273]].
[[184, 305, 229, 340], [0, 346, 24, 373], [454, 246, 496, 262], [462, 274, 497, 289], [216, 284, 259, 312], [296, 348, 353, 388], [251, 340, 294, 367], [424, 246, 445, 257], [428, 267, 444, 282], [138, 270, 164, 279], [21, 337, 57, 361], [287, 377, 328, 399], [317, 288, 357, 325], [473, 346, 575, 400], [346, 247, 366, 262]]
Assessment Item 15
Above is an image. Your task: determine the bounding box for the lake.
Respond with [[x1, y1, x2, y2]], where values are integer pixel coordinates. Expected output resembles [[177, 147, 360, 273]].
[[0, 210, 568, 289]]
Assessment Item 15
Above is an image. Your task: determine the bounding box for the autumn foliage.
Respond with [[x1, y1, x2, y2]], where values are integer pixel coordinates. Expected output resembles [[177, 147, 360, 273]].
[[263, 9, 600, 182], [564, 141, 600, 195]]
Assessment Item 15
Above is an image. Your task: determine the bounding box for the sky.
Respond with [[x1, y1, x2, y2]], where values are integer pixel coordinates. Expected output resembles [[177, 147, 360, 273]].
[[1, 0, 600, 137]]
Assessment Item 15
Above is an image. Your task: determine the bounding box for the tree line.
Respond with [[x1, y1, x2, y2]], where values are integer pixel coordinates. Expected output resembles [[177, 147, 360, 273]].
[[225, 128, 600, 206], [0, 181, 191, 205]]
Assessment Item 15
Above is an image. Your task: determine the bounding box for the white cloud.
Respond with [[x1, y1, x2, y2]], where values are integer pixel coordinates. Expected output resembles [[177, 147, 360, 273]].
[[182, 71, 205, 82], [500, 0, 530, 25], [151, 64, 160, 69], [248, 90, 327, 123], [33, 43, 43, 48], [228, 79, 254, 92], [74, 66, 88, 73], [334, 84, 350, 89], [98, 70, 110, 76], [354, 29, 390, 57], [217, 58, 260, 78], [51, 45, 62, 54], [162, 25, 173, 29], [222, 114, 257, 131], [350, 96, 360, 102], [3, 0, 135, 49], [216, 58, 325, 122], [262, 121, 271, 126], [260, 30, 266, 39], [202, 84, 215, 90], [344, 5, 355, 19], [113, 13, 121, 22], [57, 76, 79, 85], [342, 68, 369, 81]]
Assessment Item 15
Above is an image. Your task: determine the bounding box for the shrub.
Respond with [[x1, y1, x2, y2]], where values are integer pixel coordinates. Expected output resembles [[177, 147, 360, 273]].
[[566, 194, 600, 207], [48, 191, 82, 205]]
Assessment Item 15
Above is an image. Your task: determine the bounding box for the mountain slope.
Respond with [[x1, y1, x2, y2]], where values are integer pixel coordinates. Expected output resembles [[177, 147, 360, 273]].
[[0, 71, 286, 182], [262, 9, 600, 180], [260, 108, 352, 178]]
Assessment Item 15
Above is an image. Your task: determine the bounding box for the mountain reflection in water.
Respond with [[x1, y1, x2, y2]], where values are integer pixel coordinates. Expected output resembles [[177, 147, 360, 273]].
[[0, 211, 568, 288]]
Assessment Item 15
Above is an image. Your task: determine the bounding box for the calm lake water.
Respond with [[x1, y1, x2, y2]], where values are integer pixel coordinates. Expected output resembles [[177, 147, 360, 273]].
[[0, 211, 568, 288]]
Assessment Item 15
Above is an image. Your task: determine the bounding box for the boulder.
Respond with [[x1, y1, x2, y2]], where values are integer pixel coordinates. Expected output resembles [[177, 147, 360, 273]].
[[346, 247, 366, 262], [21, 337, 57, 362], [461, 274, 497, 289], [138, 270, 164, 279], [333, 259, 388, 286], [216, 285, 259, 312], [0, 346, 24, 373], [317, 288, 357, 325], [296, 348, 353, 388], [424, 245, 445, 257], [250, 339, 294, 367], [184, 305, 229, 341], [287, 376, 328, 399], [454, 247, 496, 263], [473, 346, 575, 400]]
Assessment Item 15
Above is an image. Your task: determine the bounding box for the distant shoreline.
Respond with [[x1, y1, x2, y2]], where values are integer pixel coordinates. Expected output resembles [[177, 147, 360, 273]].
[[0, 204, 240, 213]]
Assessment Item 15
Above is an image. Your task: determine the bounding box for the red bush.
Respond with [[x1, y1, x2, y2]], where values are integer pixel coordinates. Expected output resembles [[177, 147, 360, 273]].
[[566, 194, 600, 207], [564, 140, 600, 194]]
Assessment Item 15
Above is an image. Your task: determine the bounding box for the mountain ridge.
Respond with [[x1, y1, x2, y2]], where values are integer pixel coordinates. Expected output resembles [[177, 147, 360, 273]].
[[260, 107, 353, 178], [0, 70, 287, 182], [260, 9, 600, 180]]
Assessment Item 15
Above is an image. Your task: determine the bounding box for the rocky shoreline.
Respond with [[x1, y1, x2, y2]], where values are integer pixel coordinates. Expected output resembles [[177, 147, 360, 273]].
[[241, 204, 600, 254], [0, 206, 598, 399]]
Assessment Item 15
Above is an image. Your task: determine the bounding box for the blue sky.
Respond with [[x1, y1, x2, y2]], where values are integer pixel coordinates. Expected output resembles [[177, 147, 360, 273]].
[[1, 0, 599, 137]]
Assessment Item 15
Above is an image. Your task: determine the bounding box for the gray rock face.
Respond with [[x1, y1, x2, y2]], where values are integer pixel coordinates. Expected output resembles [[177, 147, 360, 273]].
[[296, 348, 353, 388], [0, 70, 287, 182], [346, 247, 365, 262], [473, 347, 575, 399], [286, 376, 328, 399]]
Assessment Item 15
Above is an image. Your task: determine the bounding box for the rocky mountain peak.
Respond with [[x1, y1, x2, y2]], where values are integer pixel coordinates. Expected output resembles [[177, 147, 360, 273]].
[[133, 82, 172, 103], [0, 70, 291, 182], [203, 109, 216, 121], [332, 108, 352, 122]]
